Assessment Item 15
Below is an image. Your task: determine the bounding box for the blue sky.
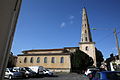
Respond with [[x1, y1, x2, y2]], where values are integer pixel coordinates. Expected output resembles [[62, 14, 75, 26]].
[[11, 0, 120, 59]]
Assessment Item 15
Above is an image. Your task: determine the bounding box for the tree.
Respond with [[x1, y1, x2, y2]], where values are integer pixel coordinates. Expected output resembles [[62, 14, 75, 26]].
[[95, 49, 104, 68], [71, 50, 93, 73]]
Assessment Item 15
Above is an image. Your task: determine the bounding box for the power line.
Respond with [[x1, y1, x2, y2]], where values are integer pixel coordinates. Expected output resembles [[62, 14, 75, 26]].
[[91, 27, 114, 31], [94, 32, 113, 45], [91, 27, 115, 45]]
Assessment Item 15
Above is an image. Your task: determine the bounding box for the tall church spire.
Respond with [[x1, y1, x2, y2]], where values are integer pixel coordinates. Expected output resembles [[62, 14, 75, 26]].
[[81, 8, 92, 42], [79, 8, 96, 66]]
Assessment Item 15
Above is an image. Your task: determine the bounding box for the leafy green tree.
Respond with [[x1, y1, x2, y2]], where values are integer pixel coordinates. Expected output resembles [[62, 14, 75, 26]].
[[95, 49, 104, 68], [71, 50, 93, 73]]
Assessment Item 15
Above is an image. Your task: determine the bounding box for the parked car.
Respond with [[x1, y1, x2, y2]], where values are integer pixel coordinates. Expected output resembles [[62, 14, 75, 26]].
[[13, 67, 27, 78], [13, 67, 33, 78], [87, 70, 99, 80], [85, 68, 99, 76], [43, 69, 53, 76], [92, 71, 120, 80], [5, 68, 23, 79], [24, 67, 36, 77]]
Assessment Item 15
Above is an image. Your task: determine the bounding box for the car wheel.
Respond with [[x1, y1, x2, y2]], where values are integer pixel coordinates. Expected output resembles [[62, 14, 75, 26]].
[[51, 73, 53, 76], [46, 73, 49, 76], [25, 74, 29, 78], [9, 75, 12, 79]]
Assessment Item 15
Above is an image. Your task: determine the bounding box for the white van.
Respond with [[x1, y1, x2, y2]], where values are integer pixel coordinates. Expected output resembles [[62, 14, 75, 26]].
[[28, 66, 44, 75], [28, 66, 53, 76]]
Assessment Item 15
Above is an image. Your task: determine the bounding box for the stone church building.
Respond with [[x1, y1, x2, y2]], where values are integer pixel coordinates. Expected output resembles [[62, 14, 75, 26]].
[[16, 8, 96, 72]]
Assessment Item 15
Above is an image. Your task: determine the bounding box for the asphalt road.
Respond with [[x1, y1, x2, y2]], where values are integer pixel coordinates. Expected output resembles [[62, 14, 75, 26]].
[[5, 73, 89, 80]]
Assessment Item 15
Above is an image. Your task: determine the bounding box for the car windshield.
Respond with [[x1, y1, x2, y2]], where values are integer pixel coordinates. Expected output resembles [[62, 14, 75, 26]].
[[8, 68, 14, 72], [45, 69, 49, 71], [106, 72, 120, 80], [25, 67, 33, 72], [6, 68, 9, 72]]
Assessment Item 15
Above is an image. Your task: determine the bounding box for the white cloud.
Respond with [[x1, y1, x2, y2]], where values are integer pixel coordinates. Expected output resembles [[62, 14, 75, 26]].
[[69, 15, 75, 20], [69, 15, 75, 24], [60, 15, 75, 28], [60, 22, 66, 28]]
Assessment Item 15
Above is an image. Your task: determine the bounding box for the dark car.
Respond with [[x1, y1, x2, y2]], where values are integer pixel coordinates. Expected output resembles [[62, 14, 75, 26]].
[[92, 71, 120, 80], [24, 67, 36, 77], [87, 70, 98, 80], [85, 68, 99, 76], [13, 67, 36, 78], [85, 68, 99, 80]]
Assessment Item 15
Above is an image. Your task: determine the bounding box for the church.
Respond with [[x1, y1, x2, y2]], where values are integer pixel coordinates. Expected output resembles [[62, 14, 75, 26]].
[[16, 8, 97, 72]]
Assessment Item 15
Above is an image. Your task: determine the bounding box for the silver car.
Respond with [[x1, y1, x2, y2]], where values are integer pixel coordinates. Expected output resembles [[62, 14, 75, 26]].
[[5, 68, 23, 79]]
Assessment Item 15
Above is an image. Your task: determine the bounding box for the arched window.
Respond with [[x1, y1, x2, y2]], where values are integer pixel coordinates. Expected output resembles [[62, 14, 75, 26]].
[[60, 57, 64, 63], [51, 57, 55, 63], [85, 37, 87, 41], [82, 38, 83, 41], [24, 57, 27, 63], [84, 14, 86, 16], [85, 30, 87, 33], [37, 57, 40, 63], [86, 46, 88, 51], [30, 57, 34, 63], [44, 57, 47, 63], [85, 24, 86, 27]]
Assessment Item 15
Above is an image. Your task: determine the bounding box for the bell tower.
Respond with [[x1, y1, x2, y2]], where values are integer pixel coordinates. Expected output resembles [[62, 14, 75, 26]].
[[79, 8, 96, 66]]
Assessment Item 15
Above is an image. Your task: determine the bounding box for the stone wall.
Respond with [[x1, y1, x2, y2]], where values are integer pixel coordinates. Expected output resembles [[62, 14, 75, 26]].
[[16, 54, 71, 72]]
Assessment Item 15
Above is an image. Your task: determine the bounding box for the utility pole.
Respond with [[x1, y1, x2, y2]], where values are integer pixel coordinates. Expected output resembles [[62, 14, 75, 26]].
[[92, 27, 120, 60], [113, 28, 120, 60]]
